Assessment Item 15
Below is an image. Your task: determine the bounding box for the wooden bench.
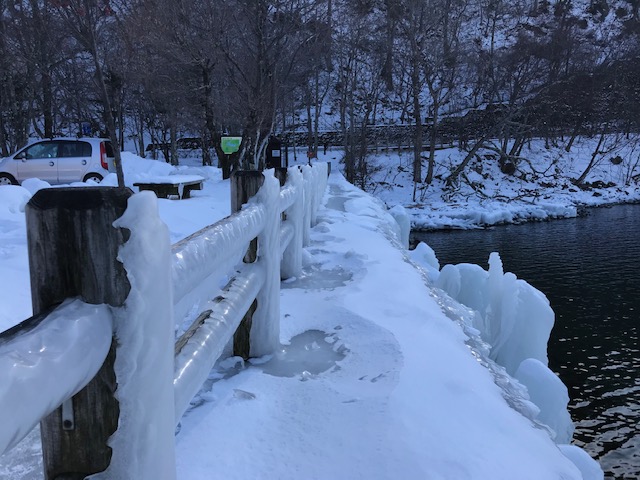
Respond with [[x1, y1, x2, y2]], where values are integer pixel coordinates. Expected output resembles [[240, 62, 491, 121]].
[[133, 175, 204, 199]]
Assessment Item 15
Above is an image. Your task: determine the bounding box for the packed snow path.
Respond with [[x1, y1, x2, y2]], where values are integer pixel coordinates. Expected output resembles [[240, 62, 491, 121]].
[[0, 171, 596, 479], [173, 174, 586, 479]]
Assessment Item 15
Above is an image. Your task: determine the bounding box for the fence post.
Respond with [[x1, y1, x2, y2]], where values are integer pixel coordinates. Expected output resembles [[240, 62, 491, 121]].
[[301, 165, 313, 246], [230, 171, 264, 359], [273, 167, 288, 187], [25, 187, 132, 480], [281, 166, 304, 279]]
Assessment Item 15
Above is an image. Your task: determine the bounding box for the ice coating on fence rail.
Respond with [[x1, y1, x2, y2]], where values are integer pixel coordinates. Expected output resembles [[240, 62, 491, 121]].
[[173, 264, 265, 422], [171, 204, 267, 307], [92, 191, 176, 480], [0, 299, 112, 456]]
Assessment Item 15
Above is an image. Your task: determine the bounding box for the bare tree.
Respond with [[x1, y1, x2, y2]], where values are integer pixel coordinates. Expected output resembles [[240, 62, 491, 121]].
[[217, 0, 319, 172], [50, 0, 126, 186]]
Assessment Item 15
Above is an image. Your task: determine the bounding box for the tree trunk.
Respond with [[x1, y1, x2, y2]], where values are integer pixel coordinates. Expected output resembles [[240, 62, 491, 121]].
[[575, 131, 605, 185], [425, 104, 439, 185], [410, 51, 422, 188], [565, 120, 582, 153], [202, 66, 215, 167], [445, 135, 489, 187], [91, 50, 125, 187], [170, 124, 178, 166], [43, 71, 54, 138]]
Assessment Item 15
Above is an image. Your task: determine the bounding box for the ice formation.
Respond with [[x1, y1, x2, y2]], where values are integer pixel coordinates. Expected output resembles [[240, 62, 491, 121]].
[[435, 252, 554, 374], [515, 358, 574, 443], [91, 191, 177, 480], [0, 300, 112, 456]]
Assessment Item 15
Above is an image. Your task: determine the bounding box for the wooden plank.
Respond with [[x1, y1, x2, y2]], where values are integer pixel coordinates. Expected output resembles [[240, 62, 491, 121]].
[[174, 309, 213, 356]]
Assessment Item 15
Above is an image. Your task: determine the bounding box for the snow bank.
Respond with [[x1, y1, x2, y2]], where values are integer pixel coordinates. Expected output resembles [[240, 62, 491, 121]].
[[100, 152, 175, 187], [0, 185, 30, 216], [408, 241, 440, 281]]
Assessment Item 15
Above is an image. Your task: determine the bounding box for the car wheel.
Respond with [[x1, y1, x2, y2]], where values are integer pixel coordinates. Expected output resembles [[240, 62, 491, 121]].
[[0, 173, 18, 186], [83, 173, 103, 183]]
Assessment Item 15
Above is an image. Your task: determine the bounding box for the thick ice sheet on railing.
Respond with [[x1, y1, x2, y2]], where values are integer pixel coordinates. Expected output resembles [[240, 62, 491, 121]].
[[174, 264, 265, 422], [0, 299, 112, 456], [171, 204, 267, 305], [280, 222, 294, 257], [279, 181, 297, 212]]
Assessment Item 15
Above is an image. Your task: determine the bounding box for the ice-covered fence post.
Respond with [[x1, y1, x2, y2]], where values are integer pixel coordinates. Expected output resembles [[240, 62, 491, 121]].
[[230, 171, 264, 359], [310, 163, 328, 226], [249, 170, 282, 357], [281, 166, 304, 279], [274, 167, 288, 221], [274, 167, 288, 187], [300, 165, 313, 246], [25, 187, 132, 480]]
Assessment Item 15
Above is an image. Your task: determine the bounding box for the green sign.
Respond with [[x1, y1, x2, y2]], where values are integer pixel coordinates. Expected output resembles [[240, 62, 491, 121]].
[[221, 136, 242, 154]]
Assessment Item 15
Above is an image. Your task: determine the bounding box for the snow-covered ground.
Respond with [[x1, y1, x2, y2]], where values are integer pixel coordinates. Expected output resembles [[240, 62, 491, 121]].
[[366, 136, 640, 230], [0, 140, 621, 479]]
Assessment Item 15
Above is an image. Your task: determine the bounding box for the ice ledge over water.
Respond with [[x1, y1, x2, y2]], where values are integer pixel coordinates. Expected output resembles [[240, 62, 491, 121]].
[[410, 245, 600, 478]]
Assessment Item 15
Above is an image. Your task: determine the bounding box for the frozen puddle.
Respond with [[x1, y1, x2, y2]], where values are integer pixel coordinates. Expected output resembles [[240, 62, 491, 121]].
[[281, 266, 353, 290], [256, 329, 348, 379]]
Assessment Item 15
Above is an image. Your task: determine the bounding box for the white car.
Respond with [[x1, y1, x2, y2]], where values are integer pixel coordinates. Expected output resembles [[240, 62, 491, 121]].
[[0, 137, 115, 186]]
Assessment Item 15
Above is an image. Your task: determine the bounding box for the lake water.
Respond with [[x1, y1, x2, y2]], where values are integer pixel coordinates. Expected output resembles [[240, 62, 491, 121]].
[[411, 204, 640, 479]]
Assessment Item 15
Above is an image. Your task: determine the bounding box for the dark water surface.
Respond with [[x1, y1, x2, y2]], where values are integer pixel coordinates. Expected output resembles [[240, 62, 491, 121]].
[[412, 204, 640, 479]]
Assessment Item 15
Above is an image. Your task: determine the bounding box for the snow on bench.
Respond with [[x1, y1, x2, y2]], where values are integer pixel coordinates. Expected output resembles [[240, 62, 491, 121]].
[[133, 175, 204, 199]]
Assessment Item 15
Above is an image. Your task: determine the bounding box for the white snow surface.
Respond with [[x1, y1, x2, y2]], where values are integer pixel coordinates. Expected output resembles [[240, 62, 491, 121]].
[[0, 149, 611, 479], [369, 137, 640, 230]]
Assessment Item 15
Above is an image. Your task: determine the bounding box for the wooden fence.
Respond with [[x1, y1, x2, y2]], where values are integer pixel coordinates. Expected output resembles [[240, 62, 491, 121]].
[[0, 163, 329, 479]]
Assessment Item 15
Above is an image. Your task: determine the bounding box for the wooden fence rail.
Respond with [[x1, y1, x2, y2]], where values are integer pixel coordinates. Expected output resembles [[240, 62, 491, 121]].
[[0, 163, 329, 479]]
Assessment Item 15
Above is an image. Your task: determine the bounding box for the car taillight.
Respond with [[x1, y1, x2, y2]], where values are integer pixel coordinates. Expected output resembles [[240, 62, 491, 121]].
[[100, 142, 108, 170]]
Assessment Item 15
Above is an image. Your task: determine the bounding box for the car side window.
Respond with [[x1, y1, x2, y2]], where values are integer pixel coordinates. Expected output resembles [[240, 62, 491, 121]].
[[103, 141, 114, 157], [59, 141, 91, 158], [24, 142, 59, 160]]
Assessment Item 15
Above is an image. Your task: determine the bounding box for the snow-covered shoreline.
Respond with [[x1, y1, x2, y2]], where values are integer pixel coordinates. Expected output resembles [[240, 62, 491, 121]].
[[408, 197, 640, 232], [364, 136, 640, 231], [0, 142, 622, 479]]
